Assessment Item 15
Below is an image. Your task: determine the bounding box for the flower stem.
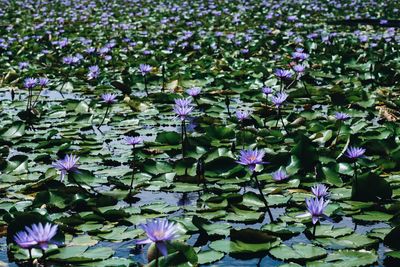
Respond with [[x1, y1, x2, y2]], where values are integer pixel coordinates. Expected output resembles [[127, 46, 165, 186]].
[[302, 80, 311, 97], [225, 96, 231, 118], [58, 81, 65, 98], [98, 104, 110, 129], [286, 76, 297, 90], [183, 120, 189, 175], [333, 121, 342, 147], [31, 87, 44, 108], [26, 88, 33, 110], [183, 120, 188, 140], [69, 174, 96, 197], [28, 248, 33, 267], [155, 246, 159, 267], [41, 249, 47, 267], [353, 162, 358, 189], [276, 107, 288, 134], [312, 223, 317, 238], [128, 148, 136, 197], [194, 97, 200, 108], [161, 64, 165, 92], [59, 68, 69, 98], [241, 124, 245, 149], [280, 113, 288, 134], [252, 172, 274, 222], [181, 120, 185, 159], [144, 76, 148, 96]]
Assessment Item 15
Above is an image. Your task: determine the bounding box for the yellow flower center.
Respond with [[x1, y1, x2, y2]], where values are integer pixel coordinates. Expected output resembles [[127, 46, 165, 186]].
[[153, 230, 164, 239]]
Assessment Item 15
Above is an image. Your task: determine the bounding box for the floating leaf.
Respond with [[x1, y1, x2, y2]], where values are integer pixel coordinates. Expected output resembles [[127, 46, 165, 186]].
[[269, 243, 327, 262]]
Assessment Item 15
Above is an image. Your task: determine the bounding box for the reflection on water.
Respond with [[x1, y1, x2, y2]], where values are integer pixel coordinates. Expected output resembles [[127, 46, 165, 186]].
[[0, 237, 17, 267], [0, 188, 393, 266], [0, 207, 393, 266], [0, 89, 79, 101], [124, 190, 391, 266], [133, 190, 199, 207]]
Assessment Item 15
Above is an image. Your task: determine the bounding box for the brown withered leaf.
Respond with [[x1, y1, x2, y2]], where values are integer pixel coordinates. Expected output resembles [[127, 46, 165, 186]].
[[288, 189, 309, 194], [143, 148, 164, 155], [209, 89, 235, 95], [376, 105, 399, 122]]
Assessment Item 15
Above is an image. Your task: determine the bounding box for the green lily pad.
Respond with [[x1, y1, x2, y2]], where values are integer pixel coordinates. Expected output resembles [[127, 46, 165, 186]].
[[314, 233, 379, 249], [352, 211, 394, 222], [197, 250, 225, 264], [262, 222, 306, 238], [307, 249, 378, 267], [49, 246, 114, 263], [269, 243, 327, 262]]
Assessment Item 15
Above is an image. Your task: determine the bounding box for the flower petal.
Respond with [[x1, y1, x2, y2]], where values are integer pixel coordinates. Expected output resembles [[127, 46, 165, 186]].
[[136, 238, 152, 245], [156, 242, 168, 257]]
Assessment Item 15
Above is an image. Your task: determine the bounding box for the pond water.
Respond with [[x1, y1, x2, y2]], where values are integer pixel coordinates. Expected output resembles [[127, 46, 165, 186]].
[[1, 0, 400, 266]]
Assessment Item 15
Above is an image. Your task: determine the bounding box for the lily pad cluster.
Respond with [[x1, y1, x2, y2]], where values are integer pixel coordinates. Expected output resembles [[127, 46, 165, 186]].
[[0, 0, 400, 266]]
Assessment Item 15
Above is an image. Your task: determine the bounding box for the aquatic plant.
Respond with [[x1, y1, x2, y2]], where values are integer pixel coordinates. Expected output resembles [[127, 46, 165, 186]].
[[137, 219, 180, 264], [139, 64, 152, 96], [174, 98, 194, 159], [272, 169, 289, 182], [52, 154, 80, 182], [98, 93, 117, 129], [346, 146, 366, 189]]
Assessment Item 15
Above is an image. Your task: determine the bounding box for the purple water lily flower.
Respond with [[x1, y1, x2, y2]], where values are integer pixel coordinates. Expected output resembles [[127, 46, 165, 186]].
[[125, 136, 142, 146], [261, 87, 273, 95], [139, 64, 152, 76], [292, 49, 309, 60], [272, 169, 289, 181], [174, 105, 193, 121], [174, 98, 192, 107], [237, 149, 267, 172], [174, 98, 193, 121], [236, 110, 251, 121], [335, 112, 351, 121], [101, 93, 117, 104], [18, 62, 29, 70], [38, 78, 49, 87], [345, 146, 366, 160], [62, 56, 76, 65], [271, 92, 288, 107], [136, 218, 180, 257], [24, 223, 58, 250], [87, 65, 100, 80], [311, 184, 329, 198], [299, 197, 329, 224], [24, 78, 37, 89], [52, 154, 79, 181], [275, 69, 292, 79], [359, 35, 368, 43], [293, 64, 306, 74], [186, 87, 201, 97], [14, 230, 37, 249], [85, 47, 96, 54]]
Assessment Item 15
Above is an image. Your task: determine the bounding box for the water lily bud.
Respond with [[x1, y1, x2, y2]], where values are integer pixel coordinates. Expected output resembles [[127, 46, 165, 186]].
[[147, 242, 158, 262]]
